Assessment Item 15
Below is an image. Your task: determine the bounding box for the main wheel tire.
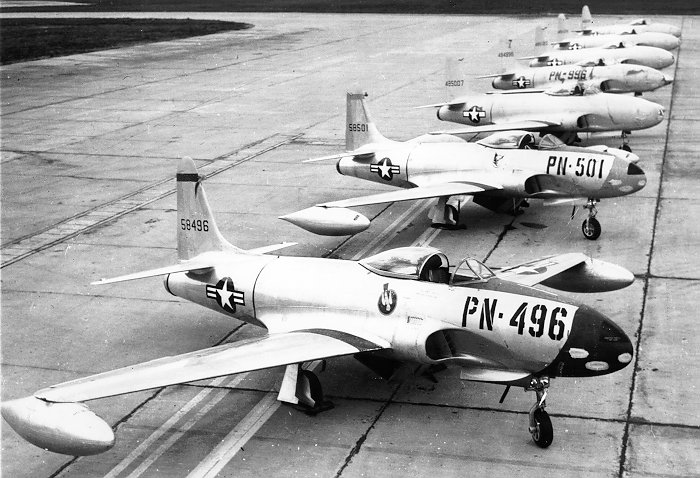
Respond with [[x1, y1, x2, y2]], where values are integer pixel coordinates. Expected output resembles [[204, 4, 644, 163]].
[[582, 217, 602, 240], [531, 408, 553, 448], [301, 370, 323, 405]]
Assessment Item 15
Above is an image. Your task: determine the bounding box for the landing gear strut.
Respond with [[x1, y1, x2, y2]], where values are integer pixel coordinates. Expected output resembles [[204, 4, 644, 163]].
[[526, 376, 553, 448], [620, 130, 632, 152], [278, 364, 334, 415], [581, 198, 601, 240]]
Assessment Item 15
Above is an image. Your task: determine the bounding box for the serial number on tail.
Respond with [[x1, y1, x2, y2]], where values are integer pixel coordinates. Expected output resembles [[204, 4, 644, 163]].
[[181, 219, 209, 232]]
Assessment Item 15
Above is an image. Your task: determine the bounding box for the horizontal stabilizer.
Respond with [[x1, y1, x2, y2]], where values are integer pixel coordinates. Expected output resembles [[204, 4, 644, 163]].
[[431, 119, 558, 135], [304, 151, 377, 163], [415, 99, 466, 109], [476, 72, 514, 79]]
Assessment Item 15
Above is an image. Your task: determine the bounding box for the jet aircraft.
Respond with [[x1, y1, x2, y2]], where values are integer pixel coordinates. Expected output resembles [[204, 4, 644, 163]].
[[281, 92, 646, 240], [479, 38, 672, 95], [522, 26, 675, 70], [579, 5, 681, 37], [555, 13, 679, 51], [424, 59, 665, 150], [2, 157, 636, 455]]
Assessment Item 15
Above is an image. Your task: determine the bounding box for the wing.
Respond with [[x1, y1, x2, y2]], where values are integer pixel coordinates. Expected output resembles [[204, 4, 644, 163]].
[[319, 182, 501, 209], [36, 330, 389, 403], [431, 119, 559, 136], [496, 252, 589, 286], [496, 252, 634, 292]]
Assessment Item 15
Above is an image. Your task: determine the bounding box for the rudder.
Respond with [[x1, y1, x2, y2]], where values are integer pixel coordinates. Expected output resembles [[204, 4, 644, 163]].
[[176, 158, 238, 260], [581, 5, 592, 31], [345, 91, 390, 151]]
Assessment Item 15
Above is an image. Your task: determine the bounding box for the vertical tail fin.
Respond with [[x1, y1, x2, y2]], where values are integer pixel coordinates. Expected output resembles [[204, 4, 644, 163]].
[[534, 26, 549, 56], [495, 36, 517, 74], [581, 5, 592, 31], [177, 158, 238, 260], [557, 14, 569, 40], [345, 91, 390, 151], [444, 56, 470, 98]]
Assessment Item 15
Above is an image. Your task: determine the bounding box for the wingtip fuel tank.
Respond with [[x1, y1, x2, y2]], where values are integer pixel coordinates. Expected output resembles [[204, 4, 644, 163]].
[[2, 396, 115, 456], [540, 258, 634, 293], [279, 206, 370, 236]]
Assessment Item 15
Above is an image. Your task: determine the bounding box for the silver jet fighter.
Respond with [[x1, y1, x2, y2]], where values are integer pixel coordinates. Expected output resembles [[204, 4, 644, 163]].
[[553, 32, 680, 52], [480, 39, 672, 95], [554, 12, 679, 51], [522, 29, 675, 70], [427, 77, 664, 150], [579, 4, 681, 37], [2, 157, 635, 455], [282, 92, 646, 240]]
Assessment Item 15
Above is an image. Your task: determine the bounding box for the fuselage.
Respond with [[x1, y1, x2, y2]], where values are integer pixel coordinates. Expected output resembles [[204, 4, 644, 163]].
[[590, 22, 681, 38], [334, 142, 645, 200], [530, 45, 675, 70], [436, 92, 664, 134], [558, 32, 680, 51], [165, 249, 633, 384], [493, 64, 671, 94]]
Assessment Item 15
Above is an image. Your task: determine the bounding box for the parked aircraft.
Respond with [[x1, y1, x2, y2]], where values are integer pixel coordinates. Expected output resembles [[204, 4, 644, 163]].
[[480, 37, 672, 95], [555, 13, 679, 51], [425, 58, 665, 150], [522, 26, 675, 70], [281, 92, 646, 240], [2, 158, 636, 455], [580, 5, 681, 37]]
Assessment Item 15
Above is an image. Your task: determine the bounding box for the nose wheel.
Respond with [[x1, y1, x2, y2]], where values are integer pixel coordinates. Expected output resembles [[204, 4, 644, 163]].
[[581, 199, 601, 240], [527, 376, 553, 448], [620, 130, 632, 152]]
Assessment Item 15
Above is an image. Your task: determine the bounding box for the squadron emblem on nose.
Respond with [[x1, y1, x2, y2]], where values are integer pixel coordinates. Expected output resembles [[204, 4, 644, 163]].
[[378, 283, 397, 315]]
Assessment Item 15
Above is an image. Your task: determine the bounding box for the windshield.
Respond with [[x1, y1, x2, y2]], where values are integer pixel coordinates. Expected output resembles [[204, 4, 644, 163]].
[[450, 257, 496, 285]]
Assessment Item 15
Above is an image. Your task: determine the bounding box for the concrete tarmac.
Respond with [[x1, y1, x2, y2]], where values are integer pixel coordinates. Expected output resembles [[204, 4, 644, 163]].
[[1, 11, 699, 478]]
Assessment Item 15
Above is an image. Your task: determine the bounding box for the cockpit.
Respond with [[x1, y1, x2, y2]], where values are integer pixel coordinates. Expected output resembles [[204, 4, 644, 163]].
[[359, 247, 495, 286]]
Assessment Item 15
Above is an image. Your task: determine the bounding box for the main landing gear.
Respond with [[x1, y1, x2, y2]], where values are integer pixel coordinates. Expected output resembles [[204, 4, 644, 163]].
[[526, 376, 553, 448], [278, 363, 334, 415], [581, 198, 602, 240]]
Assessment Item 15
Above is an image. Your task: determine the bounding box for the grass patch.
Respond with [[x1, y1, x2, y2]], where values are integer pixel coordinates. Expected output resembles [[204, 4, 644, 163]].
[[0, 18, 252, 64]]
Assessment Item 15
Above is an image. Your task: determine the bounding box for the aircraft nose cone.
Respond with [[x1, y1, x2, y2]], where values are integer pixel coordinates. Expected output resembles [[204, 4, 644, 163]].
[[663, 74, 674, 86], [544, 305, 633, 377], [624, 162, 647, 193]]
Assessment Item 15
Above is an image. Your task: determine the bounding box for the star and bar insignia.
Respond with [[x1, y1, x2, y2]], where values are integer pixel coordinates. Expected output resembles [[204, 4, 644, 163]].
[[463, 105, 486, 123], [206, 277, 245, 313], [512, 76, 532, 89], [547, 58, 564, 66], [370, 157, 401, 181]]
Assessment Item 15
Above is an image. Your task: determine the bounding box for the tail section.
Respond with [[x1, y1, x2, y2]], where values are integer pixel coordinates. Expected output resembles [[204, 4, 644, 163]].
[[534, 26, 549, 56], [444, 56, 470, 98], [495, 36, 518, 74], [177, 157, 238, 260], [557, 14, 569, 40], [345, 91, 391, 151], [581, 5, 592, 31]]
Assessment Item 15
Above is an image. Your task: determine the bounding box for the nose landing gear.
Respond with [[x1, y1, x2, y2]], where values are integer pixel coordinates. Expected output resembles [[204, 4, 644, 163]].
[[620, 130, 632, 152], [527, 376, 553, 448], [581, 198, 602, 240]]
